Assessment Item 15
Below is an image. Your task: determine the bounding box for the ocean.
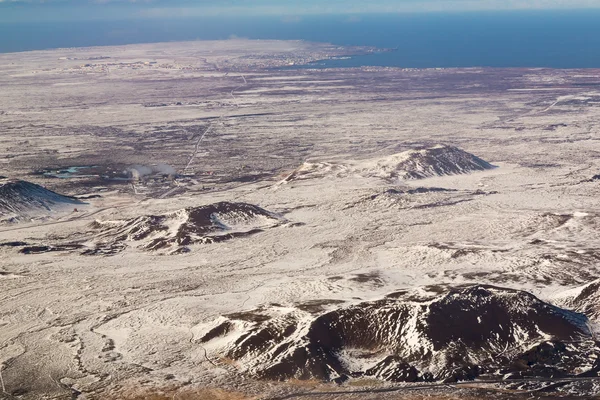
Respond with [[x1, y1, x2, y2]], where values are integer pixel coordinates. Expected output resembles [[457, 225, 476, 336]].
[[2, 10, 600, 68]]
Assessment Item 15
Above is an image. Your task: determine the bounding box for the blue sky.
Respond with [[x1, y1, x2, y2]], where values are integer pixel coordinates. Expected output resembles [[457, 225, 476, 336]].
[[2, 0, 600, 22]]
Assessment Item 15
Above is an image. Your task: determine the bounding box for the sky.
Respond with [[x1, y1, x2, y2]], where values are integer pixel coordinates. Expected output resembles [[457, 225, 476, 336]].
[[2, 0, 600, 22]]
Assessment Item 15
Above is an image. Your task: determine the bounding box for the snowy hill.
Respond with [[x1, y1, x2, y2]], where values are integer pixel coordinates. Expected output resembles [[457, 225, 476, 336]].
[[197, 285, 598, 383], [0, 179, 84, 223], [280, 145, 495, 183], [90, 202, 286, 254], [358, 144, 496, 180]]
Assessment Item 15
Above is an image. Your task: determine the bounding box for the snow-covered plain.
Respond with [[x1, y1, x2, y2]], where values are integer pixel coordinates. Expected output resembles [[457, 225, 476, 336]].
[[1, 40, 600, 399]]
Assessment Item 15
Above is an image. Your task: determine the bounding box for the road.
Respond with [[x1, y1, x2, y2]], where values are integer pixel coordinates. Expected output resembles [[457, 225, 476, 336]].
[[262, 376, 600, 399]]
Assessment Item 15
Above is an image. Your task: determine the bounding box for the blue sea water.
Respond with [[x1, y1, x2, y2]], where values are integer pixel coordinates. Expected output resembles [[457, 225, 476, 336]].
[[1, 11, 600, 68]]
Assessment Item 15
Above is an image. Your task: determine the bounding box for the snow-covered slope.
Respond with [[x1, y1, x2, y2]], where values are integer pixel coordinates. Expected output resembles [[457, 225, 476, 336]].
[[0, 179, 84, 222], [555, 279, 600, 322], [280, 162, 349, 183], [280, 145, 495, 183], [197, 285, 598, 383], [358, 144, 496, 180], [90, 202, 286, 254]]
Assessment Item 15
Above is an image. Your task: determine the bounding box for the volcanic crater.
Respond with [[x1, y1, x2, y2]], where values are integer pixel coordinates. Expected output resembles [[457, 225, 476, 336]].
[[198, 285, 599, 383]]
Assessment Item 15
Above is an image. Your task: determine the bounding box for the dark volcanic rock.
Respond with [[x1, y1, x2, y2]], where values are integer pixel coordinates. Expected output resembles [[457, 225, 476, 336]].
[[20, 244, 84, 254], [370, 187, 455, 200], [90, 202, 285, 253], [0, 241, 28, 247], [581, 174, 600, 183], [0, 179, 84, 222], [364, 356, 420, 382], [199, 285, 599, 383]]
